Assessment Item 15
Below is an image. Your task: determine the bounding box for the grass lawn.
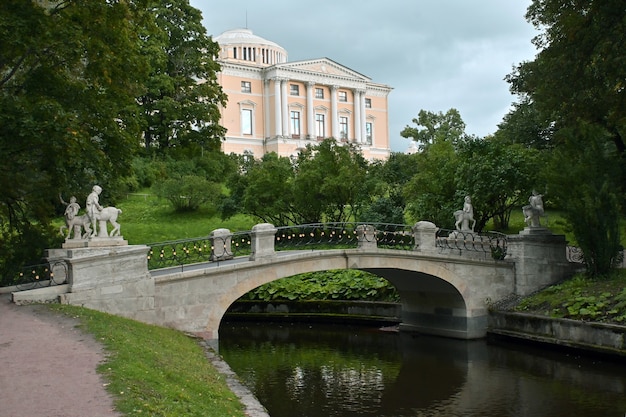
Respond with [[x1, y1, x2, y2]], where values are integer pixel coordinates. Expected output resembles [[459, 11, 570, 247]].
[[48, 303, 249, 417], [109, 193, 255, 245]]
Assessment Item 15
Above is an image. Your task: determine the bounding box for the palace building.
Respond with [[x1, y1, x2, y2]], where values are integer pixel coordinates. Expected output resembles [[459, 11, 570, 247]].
[[213, 28, 392, 160]]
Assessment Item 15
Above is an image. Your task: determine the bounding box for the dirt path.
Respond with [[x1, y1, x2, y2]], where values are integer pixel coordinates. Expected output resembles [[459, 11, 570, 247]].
[[0, 295, 120, 417]]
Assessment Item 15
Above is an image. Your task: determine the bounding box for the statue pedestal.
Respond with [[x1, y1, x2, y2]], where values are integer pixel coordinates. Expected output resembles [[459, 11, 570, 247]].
[[519, 226, 551, 236], [46, 244, 155, 324], [62, 236, 128, 249]]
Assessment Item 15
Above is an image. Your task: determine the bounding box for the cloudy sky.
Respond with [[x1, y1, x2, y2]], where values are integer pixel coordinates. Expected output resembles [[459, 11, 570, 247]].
[[189, 1, 540, 152]]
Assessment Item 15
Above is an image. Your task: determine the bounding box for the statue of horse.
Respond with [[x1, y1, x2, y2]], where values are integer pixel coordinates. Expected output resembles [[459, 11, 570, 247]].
[[59, 214, 92, 239], [94, 207, 123, 237], [522, 205, 544, 227], [453, 209, 476, 232]]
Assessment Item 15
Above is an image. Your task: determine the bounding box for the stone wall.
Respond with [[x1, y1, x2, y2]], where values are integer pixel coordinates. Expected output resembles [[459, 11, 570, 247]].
[[488, 310, 626, 359]]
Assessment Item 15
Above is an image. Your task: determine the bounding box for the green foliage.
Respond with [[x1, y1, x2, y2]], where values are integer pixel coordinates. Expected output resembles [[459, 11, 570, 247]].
[[508, 0, 626, 155], [495, 98, 553, 150], [403, 139, 459, 227], [238, 153, 297, 226], [514, 271, 626, 324], [546, 123, 623, 276], [294, 138, 371, 224], [455, 137, 543, 231], [154, 175, 221, 212], [360, 153, 418, 224], [400, 108, 466, 151], [138, 0, 226, 152], [359, 194, 406, 225], [242, 270, 400, 303], [0, 0, 149, 276], [48, 304, 247, 417], [226, 139, 372, 225]]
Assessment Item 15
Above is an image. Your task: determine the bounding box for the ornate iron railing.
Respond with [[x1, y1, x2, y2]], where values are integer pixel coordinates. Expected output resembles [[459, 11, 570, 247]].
[[147, 230, 252, 270], [146, 223, 514, 270], [273, 222, 414, 251], [5, 261, 69, 291], [435, 229, 508, 260]]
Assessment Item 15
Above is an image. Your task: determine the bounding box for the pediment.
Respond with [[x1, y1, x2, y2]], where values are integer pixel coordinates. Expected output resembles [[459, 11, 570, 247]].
[[276, 58, 371, 81]]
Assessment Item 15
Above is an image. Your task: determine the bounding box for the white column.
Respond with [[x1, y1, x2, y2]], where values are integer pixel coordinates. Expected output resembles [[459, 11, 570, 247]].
[[281, 79, 289, 137], [330, 85, 339, 139], [354, 89, 362, 143], [263, 79, 271, 139], [359, 89, 367, 145], [274, 78, 282, 136], [306, 82, 315, 140]]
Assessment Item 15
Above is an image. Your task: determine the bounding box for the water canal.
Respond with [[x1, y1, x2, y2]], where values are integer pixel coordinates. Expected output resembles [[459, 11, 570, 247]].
[[219, 321, 626, 417]]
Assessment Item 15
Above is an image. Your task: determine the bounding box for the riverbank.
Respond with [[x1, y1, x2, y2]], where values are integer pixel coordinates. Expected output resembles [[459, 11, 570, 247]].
[[487, 310, 626, 360], [226, 299, 626, 360]]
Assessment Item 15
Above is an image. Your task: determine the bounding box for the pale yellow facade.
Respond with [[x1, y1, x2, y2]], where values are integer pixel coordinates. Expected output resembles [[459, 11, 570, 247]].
[[214, 29, 392, 160]]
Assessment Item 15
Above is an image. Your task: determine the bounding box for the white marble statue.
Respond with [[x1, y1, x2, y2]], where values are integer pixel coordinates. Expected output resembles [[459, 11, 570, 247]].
[[85, 185, 123, 237], [59, 194, 91, 239], [523, 190, 545, 227], [454, 195, 476, 232]]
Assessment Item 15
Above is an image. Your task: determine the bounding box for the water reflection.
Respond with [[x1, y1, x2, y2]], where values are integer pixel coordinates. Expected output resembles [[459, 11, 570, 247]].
[[219, 321, 626, 417]]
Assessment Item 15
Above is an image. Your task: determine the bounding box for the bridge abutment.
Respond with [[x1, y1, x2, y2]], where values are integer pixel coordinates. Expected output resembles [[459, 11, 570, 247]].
[[46, 245, 157, 324], [506, 228, 573, 295]]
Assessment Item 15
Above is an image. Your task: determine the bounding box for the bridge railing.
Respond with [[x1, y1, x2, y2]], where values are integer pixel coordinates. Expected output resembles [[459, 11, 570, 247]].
[[436, 229, 508, 260], [146, 223, 512, 271], [147, 230, 252, 270], [146, 223, 414, 270], [273, 222, 414, 251], [2, 261, 69, 292]]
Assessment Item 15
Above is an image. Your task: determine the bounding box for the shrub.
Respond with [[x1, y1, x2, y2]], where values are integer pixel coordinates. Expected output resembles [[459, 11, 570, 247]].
[[154, 175, 221, 212]]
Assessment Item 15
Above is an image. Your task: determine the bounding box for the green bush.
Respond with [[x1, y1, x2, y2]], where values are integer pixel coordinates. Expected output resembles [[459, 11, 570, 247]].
[[154, 175, 221, 212]]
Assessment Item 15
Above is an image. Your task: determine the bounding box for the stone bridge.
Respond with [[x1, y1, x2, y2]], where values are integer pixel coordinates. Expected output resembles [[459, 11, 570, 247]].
[[14, 222, 574, 341]]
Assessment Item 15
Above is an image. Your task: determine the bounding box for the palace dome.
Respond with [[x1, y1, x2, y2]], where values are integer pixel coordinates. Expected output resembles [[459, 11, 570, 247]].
[[214, 28, 287, 66]]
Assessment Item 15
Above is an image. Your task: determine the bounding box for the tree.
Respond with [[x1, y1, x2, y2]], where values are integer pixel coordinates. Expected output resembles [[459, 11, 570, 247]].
[[455, 137, 542, 231], [506, 0, 625, 275], [546, 123, 623, 276], [294, 139, 370, 224], [495, 98, 553, 150], [0, 0, 150, 276], [138, 0, 226, 152], [359, 152, 419, 224], [401, 109, 468, 227], [507, 0, 626, 154], [239, 153, 296, 226], [403, 139, 459, 228], [400, 109, 467, 151]]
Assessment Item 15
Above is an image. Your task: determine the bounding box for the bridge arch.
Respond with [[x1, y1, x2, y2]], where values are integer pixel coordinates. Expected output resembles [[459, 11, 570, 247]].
[[154, 249, 509, 340]]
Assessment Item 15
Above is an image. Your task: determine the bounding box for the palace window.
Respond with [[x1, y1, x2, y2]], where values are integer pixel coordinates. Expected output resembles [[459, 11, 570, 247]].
[[241, 108, 253, 135], [338, 91, 348, 102], [290, 84, 300, 96], [291, 111, 301, 138], [365, 122, 373, 144], [315, 88, 324, 99], [339, 116, 348, 140], [315, 114, 325, 139], [365, 98, 371, 108], [241, 81, 251, 93]]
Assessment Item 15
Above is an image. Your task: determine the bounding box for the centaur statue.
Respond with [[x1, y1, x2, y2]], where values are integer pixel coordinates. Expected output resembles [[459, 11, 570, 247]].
[[453, 195, 476, 232], [523, 190, 545, 227], [86, 185, 122, 237], [59, 185, 122, 239]]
